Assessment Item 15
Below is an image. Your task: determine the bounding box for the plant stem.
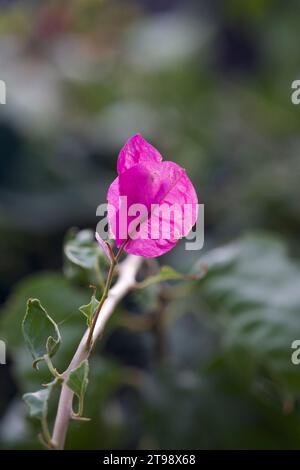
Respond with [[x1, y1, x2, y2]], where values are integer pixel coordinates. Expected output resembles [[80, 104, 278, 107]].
[[87, 240, 127, 348], [41, 417, 54, 448], [51, 254, 142, 450], [94, 257, 105, 291]]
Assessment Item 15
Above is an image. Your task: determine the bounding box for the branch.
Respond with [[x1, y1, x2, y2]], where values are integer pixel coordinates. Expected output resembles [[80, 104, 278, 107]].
[[51, 254, 143, 450]]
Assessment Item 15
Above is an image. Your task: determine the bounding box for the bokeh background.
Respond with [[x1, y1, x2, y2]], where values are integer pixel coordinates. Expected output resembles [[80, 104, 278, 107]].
[[1, 0, 300, 449]]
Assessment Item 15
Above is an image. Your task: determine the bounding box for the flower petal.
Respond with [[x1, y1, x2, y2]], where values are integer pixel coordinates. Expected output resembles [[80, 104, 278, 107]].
[[107, 175, 120, 242], [125, 234, 178, 258], [119, 160, 184, 209], [117, 134, 162, 175], [107, 160, 198, 258]]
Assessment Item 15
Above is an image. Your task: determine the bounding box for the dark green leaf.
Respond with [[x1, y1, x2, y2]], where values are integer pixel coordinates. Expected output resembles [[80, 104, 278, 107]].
[[67, 359, 89, 416], [22, 298, 61, 369], [79, 295, 99, 327], [196, 235, 300, 393], [0, 273, 89, 392]]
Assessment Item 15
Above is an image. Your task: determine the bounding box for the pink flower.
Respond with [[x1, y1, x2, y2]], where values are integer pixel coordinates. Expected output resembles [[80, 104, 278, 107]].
[[107, 134, 198, 257]]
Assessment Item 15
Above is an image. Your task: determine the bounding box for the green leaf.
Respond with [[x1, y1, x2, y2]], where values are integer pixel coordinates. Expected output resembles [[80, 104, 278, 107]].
[[196, 234, 300, 394], [23, 388, 50, 420], [67, 359, 89, 417], [0, 273, 89, 393], [137, 265, 202, 289], [64, 229, 101, 269], [137, 266, 184, 289], [23, 380, 61, 448], [22, 298, 61, 369], [79, 295, 99, 327]]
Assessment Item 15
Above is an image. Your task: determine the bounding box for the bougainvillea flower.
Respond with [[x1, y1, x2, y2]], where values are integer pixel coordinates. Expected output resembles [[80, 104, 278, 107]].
[[107, 134, 198, 257]]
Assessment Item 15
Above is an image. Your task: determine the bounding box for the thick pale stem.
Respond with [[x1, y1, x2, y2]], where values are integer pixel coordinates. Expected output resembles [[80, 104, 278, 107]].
[[51, 255, 142, 450]]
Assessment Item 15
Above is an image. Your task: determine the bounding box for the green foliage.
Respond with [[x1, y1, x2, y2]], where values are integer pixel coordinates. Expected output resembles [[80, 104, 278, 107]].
[[22, 299, 61, 369], [23, 388, 51, 421], [2, 233, 300, 450], [63, 229, 108, 290], [196, 234, 300, 393], [137, 266, 189, 289], [79, 294, 100, 328], [22, 378, 63, 448], [64, 357, 127, 450], [137, 264, 207, 290], [64, 229, 102, 270], [0, 273, 89, 393], [67, 360, 89, 418], [141, 363, 300, 450]]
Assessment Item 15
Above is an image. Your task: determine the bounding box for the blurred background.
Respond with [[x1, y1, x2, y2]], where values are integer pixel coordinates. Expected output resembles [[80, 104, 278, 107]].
[[1, 0, 300, 449]]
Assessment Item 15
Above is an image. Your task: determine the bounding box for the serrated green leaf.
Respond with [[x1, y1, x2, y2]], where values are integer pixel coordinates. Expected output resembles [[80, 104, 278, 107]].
[[23, 388, 50, 420], [67, 359, 89, 417], [22, 298, 61, 369], [79, 295, 99, 327]]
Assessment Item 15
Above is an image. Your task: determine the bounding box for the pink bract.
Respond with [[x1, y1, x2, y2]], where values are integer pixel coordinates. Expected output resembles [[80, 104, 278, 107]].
[[117, 133, 162, 175], [107, 134, 198, 258], [95, 232, 113, 263]]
